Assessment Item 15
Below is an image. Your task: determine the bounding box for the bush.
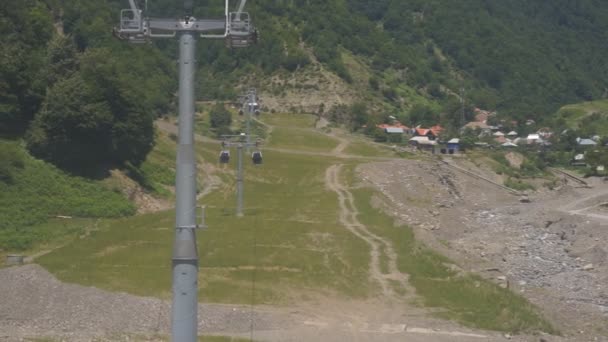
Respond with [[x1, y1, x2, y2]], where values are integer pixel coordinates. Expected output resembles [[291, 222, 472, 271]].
[[0, 142, 25, 183], [505, 178, 535, 191], [209, 103, 232, 129], [0, 142, 136, 250]]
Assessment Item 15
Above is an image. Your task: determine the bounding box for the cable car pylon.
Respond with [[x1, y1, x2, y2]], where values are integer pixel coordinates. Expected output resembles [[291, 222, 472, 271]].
[[220, 133, 263, 217], [114, 1, 257, 341]]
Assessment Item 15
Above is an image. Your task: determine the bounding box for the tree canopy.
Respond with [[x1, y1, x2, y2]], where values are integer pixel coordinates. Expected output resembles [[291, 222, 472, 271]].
[[2, 0, 608, 171]]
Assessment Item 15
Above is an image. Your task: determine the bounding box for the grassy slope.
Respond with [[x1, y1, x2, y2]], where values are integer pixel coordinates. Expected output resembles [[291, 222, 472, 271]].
[[38, 113, 554, 334], [557, 99, 608, 133], [0, 140, 135, 252], [40, 114, 371, 303], [133, 130, 177, 197], [340, 50, 438, 115]]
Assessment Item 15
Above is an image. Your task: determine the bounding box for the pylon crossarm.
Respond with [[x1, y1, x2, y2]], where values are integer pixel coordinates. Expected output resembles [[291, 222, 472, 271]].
[[148, 18, 226, 33], [176, 225, 198, 230]]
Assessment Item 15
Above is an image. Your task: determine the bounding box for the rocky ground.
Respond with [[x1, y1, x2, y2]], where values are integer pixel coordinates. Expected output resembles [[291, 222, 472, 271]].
[[357, 157, 608, 341], [0, 264, 290, 341], [0, 264, 540, 342]]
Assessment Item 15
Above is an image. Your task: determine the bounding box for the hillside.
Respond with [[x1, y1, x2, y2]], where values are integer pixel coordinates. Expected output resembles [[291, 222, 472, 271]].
[[0, 140, 135, 251], [4, 112, 608, 340], [2, 2, 608, 340], [3, 0, 608, 146], [555, 99, 608, 136], [34, 114, 558, 337]]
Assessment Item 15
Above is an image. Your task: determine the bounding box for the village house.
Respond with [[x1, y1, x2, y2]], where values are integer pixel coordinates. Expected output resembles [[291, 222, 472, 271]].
[[526, 134, 543, 144], [462, 121, 492, 136], [376, 122, 410, 135], [409, 136, 438, 153], [447, 138, 461, 153], [414, 128, 437, 140], [577, 138, 598, 147], [537, 127, 553, 139]]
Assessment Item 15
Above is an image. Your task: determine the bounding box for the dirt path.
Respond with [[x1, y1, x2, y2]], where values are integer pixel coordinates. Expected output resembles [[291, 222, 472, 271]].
[[324, 164, 413, 297], [330, 133, 349, 155], [559, 188, 608, 221]]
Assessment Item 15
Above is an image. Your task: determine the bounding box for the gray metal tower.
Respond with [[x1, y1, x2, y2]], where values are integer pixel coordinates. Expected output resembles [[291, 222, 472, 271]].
[[114, 1, 256, 341], [219, 133, 262, 216], [238, 88, 260, 151]]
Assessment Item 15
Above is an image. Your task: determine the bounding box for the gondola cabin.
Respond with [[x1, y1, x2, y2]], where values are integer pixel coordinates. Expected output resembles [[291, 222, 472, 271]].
[[219, 150, 230, 164], [252, 151, 263, 165]]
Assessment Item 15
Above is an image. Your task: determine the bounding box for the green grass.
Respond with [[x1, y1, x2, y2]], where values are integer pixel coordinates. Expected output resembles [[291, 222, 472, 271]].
[[556, 99, 608, 136], [344, 165, 555, 334], [267, 128, 339, 152], [132, 131, 177, 197], [0, 218, 98, 267], [0, 140, 135, 251], [194, 112, 213, 138], [39, 151, 371, 304], [236, 116, 268, 139], [260, 113, 317, 128], [257, 112, 340, 152], [504, 178, 536, 191], [343, 140, 395, 157]]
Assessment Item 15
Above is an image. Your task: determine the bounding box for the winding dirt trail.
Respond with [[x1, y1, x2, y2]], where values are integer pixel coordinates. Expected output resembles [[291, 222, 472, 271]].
[[559, 188, 608, 221], [325, 164, 413, 297], [330, 134, 349, 155]]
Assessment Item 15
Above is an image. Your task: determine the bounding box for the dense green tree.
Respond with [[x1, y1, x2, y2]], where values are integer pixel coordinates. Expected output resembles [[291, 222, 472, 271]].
[[350, 102, 369, 131], [0, 0, 54, 133], [4, 0, 608, 165], [409, 104, 438, 127], [26, 48, 156, 174], [26, 74, 113, 171], [209, 103, 232, 129], [45, 35, 79, 86]]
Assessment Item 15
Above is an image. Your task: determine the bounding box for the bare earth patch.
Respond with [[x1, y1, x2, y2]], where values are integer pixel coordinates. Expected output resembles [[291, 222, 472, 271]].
[[357, 158, 608, 341]]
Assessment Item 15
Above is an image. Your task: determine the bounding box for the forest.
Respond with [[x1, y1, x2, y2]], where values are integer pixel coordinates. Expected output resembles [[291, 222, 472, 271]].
[[2, 0, 608, 174]]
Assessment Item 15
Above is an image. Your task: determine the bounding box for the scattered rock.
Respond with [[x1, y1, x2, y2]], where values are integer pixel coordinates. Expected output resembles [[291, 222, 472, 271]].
[[582, 246, 607, 266], [583, 264, 594, 271]]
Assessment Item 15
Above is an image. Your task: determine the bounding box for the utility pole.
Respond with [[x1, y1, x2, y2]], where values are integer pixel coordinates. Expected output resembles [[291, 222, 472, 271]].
[[114, 2, 256, 341], [219, 133, 262, 217]]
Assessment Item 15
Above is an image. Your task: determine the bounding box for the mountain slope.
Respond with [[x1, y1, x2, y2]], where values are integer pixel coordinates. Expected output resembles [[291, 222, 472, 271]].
[[2, 0, 608, 165]]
